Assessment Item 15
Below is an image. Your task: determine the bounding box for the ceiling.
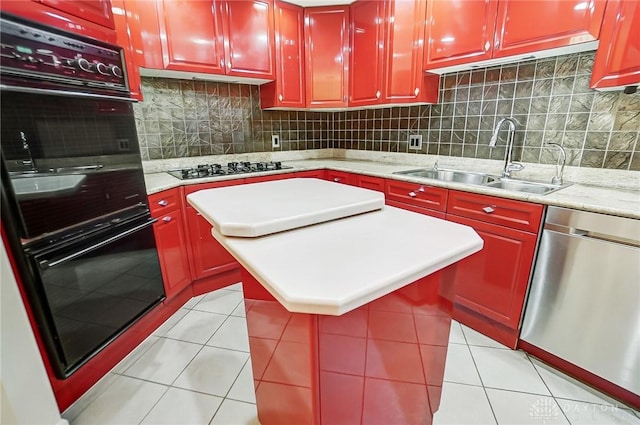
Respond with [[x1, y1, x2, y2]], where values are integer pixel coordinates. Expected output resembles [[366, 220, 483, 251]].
[[284, 0, 355, 6]]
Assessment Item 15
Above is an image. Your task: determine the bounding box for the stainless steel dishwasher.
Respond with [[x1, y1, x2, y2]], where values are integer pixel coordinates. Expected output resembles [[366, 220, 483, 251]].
[[520, 206, 640, 396]]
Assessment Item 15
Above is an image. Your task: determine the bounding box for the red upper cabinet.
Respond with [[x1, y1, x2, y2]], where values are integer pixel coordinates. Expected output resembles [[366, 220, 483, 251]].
[[349, 0, 385, 107], [221, 0, 274, 79], [305, 6, 350, 108], [590, 0, 640, 91], [349, 0, 438, 107], [494, 0, 606, 58], [424, 0, 497, 69], [383, 0, 438, 103], [1, 0, 117, 43], [261, 0, 305, 109], [38, 0, 115, 29], [424, 0, 605, 72], [155, 0, 226, 74], [111, 0, 142, 100], [131, 0, 274, 81]]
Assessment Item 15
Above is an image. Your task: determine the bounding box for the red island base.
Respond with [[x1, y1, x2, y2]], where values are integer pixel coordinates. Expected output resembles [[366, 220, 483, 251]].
[[240, 266, 457, 425]]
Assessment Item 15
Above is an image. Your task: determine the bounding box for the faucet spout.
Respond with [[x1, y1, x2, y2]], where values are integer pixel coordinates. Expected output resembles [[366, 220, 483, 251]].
[[489, 117, 522, 178]]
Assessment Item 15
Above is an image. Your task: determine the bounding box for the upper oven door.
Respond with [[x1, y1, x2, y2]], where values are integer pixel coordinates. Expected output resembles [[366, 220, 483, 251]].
[[1, 90, 147, 239]]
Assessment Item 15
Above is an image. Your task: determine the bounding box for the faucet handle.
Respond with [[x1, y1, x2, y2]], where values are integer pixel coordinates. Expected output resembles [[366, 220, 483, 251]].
[[506, 162, 524, 173], [433, 160, 439, 172]]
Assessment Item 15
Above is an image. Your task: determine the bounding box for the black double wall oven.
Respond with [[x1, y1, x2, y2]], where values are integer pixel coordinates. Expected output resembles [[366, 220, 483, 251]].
[[0, 14, 165, 378]]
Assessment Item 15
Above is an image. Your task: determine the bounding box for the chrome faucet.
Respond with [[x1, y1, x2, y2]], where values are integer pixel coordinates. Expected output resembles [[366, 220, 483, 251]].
[[489, 117, 524, 178], [546, 143, 566, 185]]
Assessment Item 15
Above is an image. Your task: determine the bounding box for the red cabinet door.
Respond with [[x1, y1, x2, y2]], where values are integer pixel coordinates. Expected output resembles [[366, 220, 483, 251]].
[[349, 0, 385, 107], [260, 0, 305, 108], [590, 0, 640, 90], [185, 206, 238, 280], [39, 0, 115, 29], [447, 214, 538, 330], [305, 6, 350, 108], [221, 0, 275, 79], [156, 0, 226, 74], [153, 208, 192, 298], [383, 0, 434, 103], [424, 0, 497, 70], [111, 0, 142, 100], [494, 0, 606, 58]]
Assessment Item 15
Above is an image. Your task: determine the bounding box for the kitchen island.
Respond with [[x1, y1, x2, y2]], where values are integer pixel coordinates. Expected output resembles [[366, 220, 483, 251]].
[[187, 178, 483, 424]]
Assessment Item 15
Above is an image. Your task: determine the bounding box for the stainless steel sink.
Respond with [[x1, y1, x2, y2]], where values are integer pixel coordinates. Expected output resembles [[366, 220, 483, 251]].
[[393, 167, 571, 195], [393, 168, 497, 185], [484, 178, 569, 195]]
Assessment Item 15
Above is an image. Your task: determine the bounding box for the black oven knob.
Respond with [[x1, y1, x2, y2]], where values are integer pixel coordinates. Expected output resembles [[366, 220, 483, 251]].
[[110, 65, 123, 78], [96, 62, 109, 75]]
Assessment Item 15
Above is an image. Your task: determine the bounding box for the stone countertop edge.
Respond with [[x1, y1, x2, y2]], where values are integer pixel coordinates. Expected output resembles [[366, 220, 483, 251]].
[[143, 152, 640, 220]]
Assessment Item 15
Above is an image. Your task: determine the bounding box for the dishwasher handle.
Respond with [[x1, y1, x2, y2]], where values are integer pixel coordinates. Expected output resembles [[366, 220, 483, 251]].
[[545, 222, 640, 247]]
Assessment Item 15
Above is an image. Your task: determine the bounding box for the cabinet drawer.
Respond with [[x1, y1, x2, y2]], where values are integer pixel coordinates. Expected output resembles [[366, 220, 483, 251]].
[[326, 170, 358, 185], [295, 170, 327, 179], [447, 190, 543, 233], [387, 200, 446, 220], [149, 188, 181, 217], [182, 179, 245, 196], [358, 175, 385, 192], [385, 179, 448, 212]]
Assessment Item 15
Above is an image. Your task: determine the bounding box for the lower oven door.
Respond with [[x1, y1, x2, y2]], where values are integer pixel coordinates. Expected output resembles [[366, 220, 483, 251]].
[[26, 218, 165, 378]]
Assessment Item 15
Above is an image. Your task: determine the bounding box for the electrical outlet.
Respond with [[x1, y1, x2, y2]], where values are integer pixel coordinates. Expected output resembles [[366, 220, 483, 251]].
[[271, 134, 280, 148], [408, 134, 422, 150]]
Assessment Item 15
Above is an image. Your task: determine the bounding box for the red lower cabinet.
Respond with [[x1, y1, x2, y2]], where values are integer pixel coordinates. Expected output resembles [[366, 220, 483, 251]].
[[152, 207, 192, 298], [149, 189, 191, 298], [445, 190, 543, 348], [184, 205, 239, 280]]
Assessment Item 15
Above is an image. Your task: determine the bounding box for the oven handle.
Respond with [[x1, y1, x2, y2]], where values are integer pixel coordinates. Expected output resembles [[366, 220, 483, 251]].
[[40, 219, 157, 269], [0, 84, 137, 103]]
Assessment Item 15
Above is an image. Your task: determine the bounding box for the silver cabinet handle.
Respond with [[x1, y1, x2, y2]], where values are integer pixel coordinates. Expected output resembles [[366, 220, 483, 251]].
[[414, 88, 420, 96], [158, 200, 168, 206], [278, 94, 283, 101], [409, 191, 417, 197], [334, 177, 340, 182], [483, 206, 495, 214], [162, 216, 172, 222], [375, 90, 381, 99], [417, 186, 425, 192]]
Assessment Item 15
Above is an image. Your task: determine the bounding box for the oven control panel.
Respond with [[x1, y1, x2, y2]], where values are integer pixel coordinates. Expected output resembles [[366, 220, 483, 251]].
[[0, 15, 128, 94]]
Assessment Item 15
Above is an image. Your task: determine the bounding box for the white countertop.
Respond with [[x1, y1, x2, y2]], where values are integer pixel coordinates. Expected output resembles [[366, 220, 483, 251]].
[[213, 205, 483, 315], [143, 150, 640, 219], [186, 178, 384, 237]]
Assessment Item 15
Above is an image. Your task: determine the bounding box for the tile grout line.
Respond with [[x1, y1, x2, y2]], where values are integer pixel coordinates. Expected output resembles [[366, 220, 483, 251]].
[[461, 333, 500, 425], [525, 352, 573, 424]]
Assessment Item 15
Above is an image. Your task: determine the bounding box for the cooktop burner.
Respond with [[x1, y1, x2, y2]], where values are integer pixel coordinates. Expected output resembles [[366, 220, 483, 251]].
[[168, 161, 292, 180]]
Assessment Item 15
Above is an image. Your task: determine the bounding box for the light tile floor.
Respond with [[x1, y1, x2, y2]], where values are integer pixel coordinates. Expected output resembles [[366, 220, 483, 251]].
[[64, 283, 640, 425]]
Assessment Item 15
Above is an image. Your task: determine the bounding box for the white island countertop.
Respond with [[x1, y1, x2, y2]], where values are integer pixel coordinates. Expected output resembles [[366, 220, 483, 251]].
[[187, 178, 384, 237], [187, 179, 483, 315]]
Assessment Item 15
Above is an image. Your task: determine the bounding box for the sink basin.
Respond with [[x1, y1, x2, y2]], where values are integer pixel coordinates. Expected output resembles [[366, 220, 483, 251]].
[[484, 179, 569, 195], [394, 168, 497, 185]]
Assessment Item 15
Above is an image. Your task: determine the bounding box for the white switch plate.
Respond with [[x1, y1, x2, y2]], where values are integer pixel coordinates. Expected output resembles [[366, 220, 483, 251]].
[[408, 134, 422, 150], [271, 134, 280, 148]]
